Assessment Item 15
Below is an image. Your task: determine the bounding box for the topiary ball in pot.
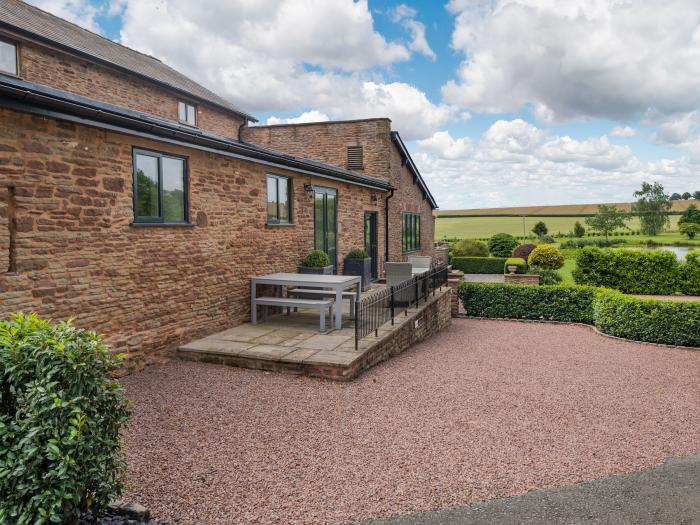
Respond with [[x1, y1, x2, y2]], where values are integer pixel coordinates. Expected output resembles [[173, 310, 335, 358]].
[[0, 313, 131, 525], [488, 233, 519, 257], [300, 250, 334, 274]]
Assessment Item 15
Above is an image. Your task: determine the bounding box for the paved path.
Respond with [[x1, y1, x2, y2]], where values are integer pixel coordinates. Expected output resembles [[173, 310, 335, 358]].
[[358, 454, 700, 524]]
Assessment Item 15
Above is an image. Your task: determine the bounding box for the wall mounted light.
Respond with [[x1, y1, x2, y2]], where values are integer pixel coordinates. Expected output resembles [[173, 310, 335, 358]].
[[371, 194, 379, 205], [303, 183, 314, 198]]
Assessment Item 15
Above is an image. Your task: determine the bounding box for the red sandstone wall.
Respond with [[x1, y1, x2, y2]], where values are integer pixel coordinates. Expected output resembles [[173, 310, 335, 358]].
[[9, 35, 245, 139], [0, 108, 381, 369]]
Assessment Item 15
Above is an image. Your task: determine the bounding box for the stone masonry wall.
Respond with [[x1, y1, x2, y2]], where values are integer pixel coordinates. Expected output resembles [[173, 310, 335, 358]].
[[0, 107, 382, 370], [243, 119, 435, 270], [11, 35, 245, 139], [0, 186, 9, 272]]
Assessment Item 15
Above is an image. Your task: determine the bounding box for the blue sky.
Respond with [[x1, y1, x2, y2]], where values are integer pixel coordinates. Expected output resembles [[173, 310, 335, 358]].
[[29, 0, 700, 209]]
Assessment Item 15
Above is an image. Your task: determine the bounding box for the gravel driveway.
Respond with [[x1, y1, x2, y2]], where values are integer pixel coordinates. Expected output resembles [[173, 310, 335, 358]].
[[120, 319, 700, 525]]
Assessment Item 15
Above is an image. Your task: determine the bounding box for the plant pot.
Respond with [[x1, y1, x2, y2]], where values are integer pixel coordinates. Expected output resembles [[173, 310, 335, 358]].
[[506, 265, 518, 275], [343, 257, 371, 291], [299, 265, 334, 275]]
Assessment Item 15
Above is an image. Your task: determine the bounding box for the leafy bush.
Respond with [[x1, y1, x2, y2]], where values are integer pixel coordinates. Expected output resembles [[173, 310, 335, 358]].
[[573, 221, 585, 237], [532, 221, 548, 237], [678, 203, 700, 225], [459, 283, 699, 347], [512, 243, 537, 260], [488, 233, 519, 257], [458, 282, 597, 323], [302, 250, 330, 267], [345, 248, 369, 259], [504, 258, 527, 274], [538, 234, 557, 244], [452, 239, 489, 257], [679, 222, 700, 239], [572, 247, 680, 294], [560, 238, 627, 249], [678, 251, 700, 295], [451, 256, 508, 274], [593, 290, 700, 347], [0, 313, 131, 524], [529, 268, 563, 285], [528, 245, 565, 270]]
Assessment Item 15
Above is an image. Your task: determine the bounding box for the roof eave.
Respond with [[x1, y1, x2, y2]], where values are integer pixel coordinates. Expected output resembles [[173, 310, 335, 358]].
[[390, 131, 438, 209]]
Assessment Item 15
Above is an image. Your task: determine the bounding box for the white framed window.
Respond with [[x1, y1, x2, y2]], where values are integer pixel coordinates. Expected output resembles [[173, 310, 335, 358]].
[[0, 40, 18, 76], [178, 101, 197, 126]]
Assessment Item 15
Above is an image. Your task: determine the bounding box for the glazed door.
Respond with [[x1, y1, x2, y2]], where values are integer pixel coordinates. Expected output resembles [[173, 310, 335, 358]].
[[364, 211, 378, 279], [314, 187, 337, 270]]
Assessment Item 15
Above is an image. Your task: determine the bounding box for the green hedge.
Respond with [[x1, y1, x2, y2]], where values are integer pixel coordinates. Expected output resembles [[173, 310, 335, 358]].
[[451, 256, 507, 274], [679, 251, 700, 295], [573, 247, 680, 294], [458, 282, 699, 347]]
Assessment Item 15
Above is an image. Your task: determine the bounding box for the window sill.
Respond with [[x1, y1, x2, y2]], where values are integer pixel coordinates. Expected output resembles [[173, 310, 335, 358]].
[[130, 222, 195, 228], [402, 249, 422, 254], [266, 222, 295, 228]]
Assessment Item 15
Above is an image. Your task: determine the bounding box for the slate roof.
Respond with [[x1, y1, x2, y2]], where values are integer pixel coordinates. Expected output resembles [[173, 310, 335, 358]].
[[0, 0, 256, 121]]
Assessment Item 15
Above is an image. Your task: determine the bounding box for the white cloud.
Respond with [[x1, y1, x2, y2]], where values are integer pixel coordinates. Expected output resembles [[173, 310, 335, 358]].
[[413, 119, 697, 209], [265, 110, 329, 125], [443, 0, 700, 122], [611, 126, 637, 137], [27, 0, 102, 33], [417, 131, 472, 160], [388, 3, 436, 60], [115, 0, 447, 139], [651, 111, 699, 145]]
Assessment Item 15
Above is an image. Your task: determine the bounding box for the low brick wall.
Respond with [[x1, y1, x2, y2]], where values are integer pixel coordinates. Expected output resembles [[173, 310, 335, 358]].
[[504, 274, 540, 285]]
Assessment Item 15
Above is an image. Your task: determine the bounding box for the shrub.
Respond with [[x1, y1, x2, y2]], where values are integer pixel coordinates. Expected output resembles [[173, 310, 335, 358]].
[[573, 247, 679, 294], [504, 257, 527, 274], [593, 290, 700, 347], [678, 251, 700, 295], [532, 221, 548, 237], [452, 239, 489, 257], [488, 233, 519, 257], [512, 243, 537, 260], [451, 256, 507, 274], [345, 248, 369, 259], [679, 222, 700, 239], [573, 221, 585, 237], [459, 283, 699, 347], [302, 250, 330, 267], [529, 268, 563, 285], [528, 245, 565, 270], [538, 234, 557, 244], [560, 238, 627, 249], [0, 313, 131, 524], [678, 203, 700, 225], [458, 282, 597, 323]]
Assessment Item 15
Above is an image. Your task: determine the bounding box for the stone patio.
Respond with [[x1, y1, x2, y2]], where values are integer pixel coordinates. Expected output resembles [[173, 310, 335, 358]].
[[177, 286, 452, 380]]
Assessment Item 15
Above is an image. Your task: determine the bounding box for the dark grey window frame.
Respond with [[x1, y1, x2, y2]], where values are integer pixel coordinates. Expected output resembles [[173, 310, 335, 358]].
[[266, 173, 292, 225], [402, 212, 421, 253], [132, 147, 190, 225], [178, 100, 197, 127], [0, 38, 19, 77]]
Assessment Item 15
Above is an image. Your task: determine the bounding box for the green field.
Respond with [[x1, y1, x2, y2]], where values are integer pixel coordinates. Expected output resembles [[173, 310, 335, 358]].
[[435, 215, 682, 240]]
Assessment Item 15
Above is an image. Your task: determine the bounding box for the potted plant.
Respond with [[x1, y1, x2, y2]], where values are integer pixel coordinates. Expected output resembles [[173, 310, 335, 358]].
[[343, 248, 371, 291], [299, 250, 334, 275]]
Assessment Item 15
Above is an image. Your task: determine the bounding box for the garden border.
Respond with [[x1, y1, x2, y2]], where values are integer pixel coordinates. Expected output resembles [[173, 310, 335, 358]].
[[456, 314, 699, 351]]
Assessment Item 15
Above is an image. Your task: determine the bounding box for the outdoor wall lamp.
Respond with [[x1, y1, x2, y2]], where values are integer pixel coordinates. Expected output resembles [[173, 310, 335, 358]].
[[371, 194, 379, 205], [304, 183, 314, 198]]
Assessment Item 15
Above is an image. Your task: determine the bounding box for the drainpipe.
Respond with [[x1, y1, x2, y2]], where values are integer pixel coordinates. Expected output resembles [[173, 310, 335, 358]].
[[384, 188, 394, 267], [237, 118, 248, 142]]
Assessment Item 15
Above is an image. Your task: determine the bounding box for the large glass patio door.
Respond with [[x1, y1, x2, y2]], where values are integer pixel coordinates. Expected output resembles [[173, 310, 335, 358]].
[[314, 187, 337, 270]]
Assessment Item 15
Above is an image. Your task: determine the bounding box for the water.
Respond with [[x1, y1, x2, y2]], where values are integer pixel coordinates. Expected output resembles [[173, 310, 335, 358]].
[[629, 246, 693, 261]]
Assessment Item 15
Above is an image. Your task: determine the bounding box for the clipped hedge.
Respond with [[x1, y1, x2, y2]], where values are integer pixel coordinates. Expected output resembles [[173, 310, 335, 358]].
[[459, 282, 597, 323], [458, 282, 700, 347], [573, 247, 680, 294], [679, 251, 700, 296], [451, 256, 508, 274]]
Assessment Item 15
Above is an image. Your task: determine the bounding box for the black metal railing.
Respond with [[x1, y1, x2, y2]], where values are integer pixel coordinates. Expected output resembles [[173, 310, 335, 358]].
[[354, 263, 448, 349]]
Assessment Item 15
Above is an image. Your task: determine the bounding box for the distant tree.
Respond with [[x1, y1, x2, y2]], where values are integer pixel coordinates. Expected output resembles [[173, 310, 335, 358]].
[[488, 233, 519, 257], [632, 182, 672, 235], [585, 204, 629, 240], [573, 221, 585, 238], [452, 239, 488, 257], [679, 223, 700, 239], [531, 221, 548, 237], [682, 191, 692, 200], [694, 191, 700, 200], [678, 204, 700, 226], [670, 192, 682, 200]]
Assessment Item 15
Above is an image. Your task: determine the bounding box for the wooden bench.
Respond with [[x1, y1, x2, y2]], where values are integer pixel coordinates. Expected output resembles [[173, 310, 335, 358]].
[[251, 296, 334, 331], [288, 288, 357, 318]]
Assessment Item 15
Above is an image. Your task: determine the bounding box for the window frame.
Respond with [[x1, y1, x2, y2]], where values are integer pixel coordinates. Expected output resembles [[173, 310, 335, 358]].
[[266, 173, 292, 225], [402, 212, 421, 253], [0, 38, 19, 77], [178, 100, 198, 127], [132, 148, 189, 225]]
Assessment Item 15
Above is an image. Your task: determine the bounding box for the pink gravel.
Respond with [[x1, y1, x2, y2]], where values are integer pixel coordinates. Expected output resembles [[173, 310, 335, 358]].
[[120, 319, 700, 525]]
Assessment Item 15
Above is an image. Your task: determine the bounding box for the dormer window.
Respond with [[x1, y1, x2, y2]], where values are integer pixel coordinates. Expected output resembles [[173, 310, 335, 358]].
[[0, 40, 17, 76], [178, 101, 197, 126]]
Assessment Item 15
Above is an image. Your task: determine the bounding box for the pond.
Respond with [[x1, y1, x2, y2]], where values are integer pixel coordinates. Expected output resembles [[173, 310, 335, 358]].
[[630, 246, 694, 261]]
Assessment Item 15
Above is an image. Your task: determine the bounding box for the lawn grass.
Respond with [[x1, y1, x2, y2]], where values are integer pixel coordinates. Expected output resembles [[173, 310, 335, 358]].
[[435, 215, 685, 239], [559, 257, 577, 285]]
